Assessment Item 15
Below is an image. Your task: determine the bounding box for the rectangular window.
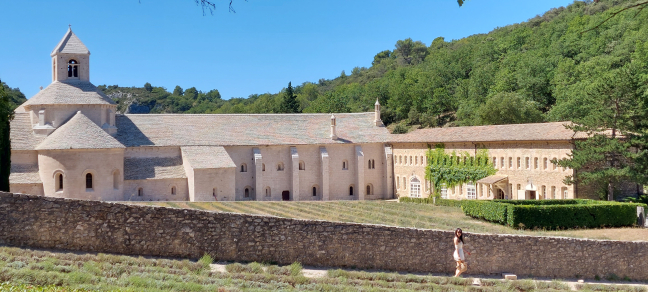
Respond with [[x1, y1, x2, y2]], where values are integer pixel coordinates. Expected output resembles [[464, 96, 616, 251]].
[[517, 157, 521, 169], [552, 186, 556, 199], [543, 158, 548, 170], [466, 183, 476, 199], [552, 158, 557, 170], [509, 157, 513, 168], [396, 176, 400, 189], [500, 157, 504, 169], [542, 185, 546, 199], [534, 157, 538, 169], [440, 185, 448, 199], [525, 157, 530, 169], [562, 187, 568, 199], [492, 157, 497, 167], [415, 156, 418, 165]]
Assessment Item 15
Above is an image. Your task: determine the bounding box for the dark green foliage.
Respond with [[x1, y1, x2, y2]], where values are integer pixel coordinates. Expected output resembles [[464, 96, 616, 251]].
[[462, 199, 644, 229], [143, 82, 152, 92], [398, 196, 463, 207], [426, 144, 496, 195], [391, 122, 409, 134], [0, 82, 19, 192], [279, 82, 300, 113], [172, 85, 183, 96]]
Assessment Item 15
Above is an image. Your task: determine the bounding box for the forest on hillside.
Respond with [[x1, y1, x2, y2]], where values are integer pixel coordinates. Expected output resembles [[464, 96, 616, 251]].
[[9, 0, 648, 134]]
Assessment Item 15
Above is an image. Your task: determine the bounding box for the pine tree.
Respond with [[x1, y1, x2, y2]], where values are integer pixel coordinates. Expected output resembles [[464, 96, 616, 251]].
[[280, 82, 300, 113], [0, 81, 13, 191], [555, 64, 648, 200]]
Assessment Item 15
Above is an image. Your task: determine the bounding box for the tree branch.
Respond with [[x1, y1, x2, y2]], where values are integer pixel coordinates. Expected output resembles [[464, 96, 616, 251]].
[[582, 1, 648, 33]]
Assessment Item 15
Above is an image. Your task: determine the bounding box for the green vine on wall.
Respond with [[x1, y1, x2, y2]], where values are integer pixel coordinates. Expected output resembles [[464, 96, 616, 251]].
[[425, 144, 497, 197]]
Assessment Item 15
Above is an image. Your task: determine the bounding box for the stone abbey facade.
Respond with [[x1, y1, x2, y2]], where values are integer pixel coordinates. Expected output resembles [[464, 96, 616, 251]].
[[10, 29, 628, 202]]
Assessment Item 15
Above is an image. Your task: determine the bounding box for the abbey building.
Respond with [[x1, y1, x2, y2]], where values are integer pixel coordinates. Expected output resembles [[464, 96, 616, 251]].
[[11, 29, 634, 202]]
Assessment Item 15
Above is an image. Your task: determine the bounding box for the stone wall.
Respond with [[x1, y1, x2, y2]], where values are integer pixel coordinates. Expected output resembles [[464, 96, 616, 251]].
[[1, 192, 647, 280]]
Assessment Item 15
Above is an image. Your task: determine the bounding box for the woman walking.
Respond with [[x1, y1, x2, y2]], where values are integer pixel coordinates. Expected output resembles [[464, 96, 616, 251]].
[[453, 228, 470, 277]]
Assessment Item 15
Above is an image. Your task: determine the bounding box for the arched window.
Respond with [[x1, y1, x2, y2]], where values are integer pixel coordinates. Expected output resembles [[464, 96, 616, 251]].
[[299, 161, 305, 170], [409, 176, 421, 198], [67, 59, 79, 78], [312, 186, 317, 196], [415, 156, 418, 165], [240, 163, 247, 172], [409, 156, 413, 165], [342, 160, 348, 170], [265, 187, 271, 197], [396, 176, 400, 189], [399, 156, 402, 164], [368, 160, 372, 169], [373, 159, 376, 169], [56, 173, 64, 191], [403, 177, 406, 190], [262, 163, 266, 171], [421, 156, 424, 165], [349, 185, 354, 196], [85, 173, 93, 190], [138, 188, 143, 197], [244, 188, 250, 198], [277, 162, 284, 171], [366, 184, 373, 196], [112, 170, 119, 190], [171, 186, 176, 195]]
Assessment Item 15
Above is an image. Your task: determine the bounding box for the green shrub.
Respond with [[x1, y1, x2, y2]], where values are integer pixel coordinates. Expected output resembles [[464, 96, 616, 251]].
[[197, 254, 213, 270], [437, 198, 463, 207], [289, 262, 302, 276], [461, 200, 509, 224], [398, 196, 462, 207]]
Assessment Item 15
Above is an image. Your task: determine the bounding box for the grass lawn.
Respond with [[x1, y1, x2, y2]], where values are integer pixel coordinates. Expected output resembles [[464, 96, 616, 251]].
[[125, 200, 648, 241], [2, 245, 646, 292]]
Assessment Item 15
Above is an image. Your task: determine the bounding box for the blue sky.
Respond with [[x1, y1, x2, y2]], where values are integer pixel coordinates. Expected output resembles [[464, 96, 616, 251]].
[[1, 0, 574, 100]]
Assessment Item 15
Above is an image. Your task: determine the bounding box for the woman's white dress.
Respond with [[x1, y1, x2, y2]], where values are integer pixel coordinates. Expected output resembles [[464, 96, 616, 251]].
[[453, 241, 465, 261]]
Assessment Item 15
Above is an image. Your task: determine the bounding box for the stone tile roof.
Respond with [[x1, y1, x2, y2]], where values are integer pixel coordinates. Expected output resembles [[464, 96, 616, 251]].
[[10, 113, 46, 150], [51, 28, 90, 56], [392, 122, 577, 143], [181, 146, 236, 169], [476, 175, 508, 185], [115, 112, 390, 147], [9, 164, 41, 184], [20, 80, 115, 107], [124, 157, 186, 180], [36, 112, 125, 150]]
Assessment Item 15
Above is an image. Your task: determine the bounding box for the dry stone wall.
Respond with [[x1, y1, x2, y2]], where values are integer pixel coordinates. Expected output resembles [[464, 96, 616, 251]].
[[1, 192, 647, 280]]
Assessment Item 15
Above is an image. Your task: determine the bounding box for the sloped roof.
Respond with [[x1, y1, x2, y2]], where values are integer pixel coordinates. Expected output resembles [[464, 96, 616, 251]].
[[36, 112, 125, 150], [51, 28, 90, 56], [181, 146, 236, 169], [392, 122, 576, 143], [124, 157, 186, 180], [476, 175, 508, 185], [10, 113, 46, 150], [9, 164, 41, 184], [115, 112, 390, 147], [20, 80, 115, 107]]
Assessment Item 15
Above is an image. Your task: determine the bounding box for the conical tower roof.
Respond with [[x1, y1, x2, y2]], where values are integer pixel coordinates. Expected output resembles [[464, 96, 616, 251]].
[[36, 111, 124, 150], [51, 27, 90, 56]]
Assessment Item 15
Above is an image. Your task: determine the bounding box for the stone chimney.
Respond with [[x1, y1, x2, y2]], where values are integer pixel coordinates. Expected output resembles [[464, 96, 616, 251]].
[[374, 98, 383, 126], [330, 114, 338, 140]]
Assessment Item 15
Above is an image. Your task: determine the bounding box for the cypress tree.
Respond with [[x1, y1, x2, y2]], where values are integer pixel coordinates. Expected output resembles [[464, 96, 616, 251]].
[[280, 82, 300, 113], [0, 81, 12, 191]]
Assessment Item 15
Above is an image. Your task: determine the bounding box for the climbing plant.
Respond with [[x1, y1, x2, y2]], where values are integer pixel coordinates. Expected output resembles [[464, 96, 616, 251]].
[[425, 144, 496, 196]]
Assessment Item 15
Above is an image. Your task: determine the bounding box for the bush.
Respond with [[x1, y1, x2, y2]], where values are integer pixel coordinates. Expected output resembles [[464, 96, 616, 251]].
[[463, 199, 644, 230], [398, 196, 462, 207]]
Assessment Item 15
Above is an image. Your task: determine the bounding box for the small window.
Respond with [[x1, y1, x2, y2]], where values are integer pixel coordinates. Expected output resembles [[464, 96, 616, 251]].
[[543, 158, 548, 170], [277, 162, 285, 171], [299, 161, 305, 170], [415, 156, 418, 165], [372, 159, 376, 169], [138, 188, 143, 197], [244, 188, 250, 198], [551, 186, 556, 199], [349, 186, 354, 196], [403, 177, 406, 190], [368, 160, 372, 169], [552, 158, 557, 170], [534, 157, 539, 169], [312, 186, 317, 196], [500, 157, 504, 169], [366, 184, 372, 196], [342, 160, 348, 170], [509, 157, 513, 168], [85, 173, 93, 189], [265, 187, 271, 197], [409, 156, 413, 165], [262, 163, 265, 171], [421, 156, 424, 165], [240, 163, 247, 172], [440, 184, 448, 199], [517, 184, 521, 191], [517, 157, 521, 169], [56, 173, 64, 191], [562, 187, 568, 199], [399, 156, 402, 164], [112, 170, 119, 190], [396, 176, 400, 189], [525, 157, 530, 169], [492, 157, 497, 167], [171, 186, 176, 195], [541, 185, 546, 200]]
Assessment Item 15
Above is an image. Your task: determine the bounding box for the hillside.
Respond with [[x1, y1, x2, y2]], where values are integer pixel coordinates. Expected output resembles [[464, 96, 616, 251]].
[[57, 1, 648, 131]]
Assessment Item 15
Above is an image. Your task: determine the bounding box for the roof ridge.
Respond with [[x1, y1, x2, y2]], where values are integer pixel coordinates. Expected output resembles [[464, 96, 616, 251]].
[[51, 27, 89, 56], [36, 111, 124, 150], [123, 112, 373, 117]]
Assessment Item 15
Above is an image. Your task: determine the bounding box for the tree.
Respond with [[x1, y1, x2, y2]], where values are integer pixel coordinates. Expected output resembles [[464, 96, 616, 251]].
[[477, 92, 544, 125], [172, 85, 184, 96], [144, 82, 153, 92], [280, 82, 300, 113], [0, 80, 14, 191], [393, 38, 428, 66], [555, 64, 647, 201]]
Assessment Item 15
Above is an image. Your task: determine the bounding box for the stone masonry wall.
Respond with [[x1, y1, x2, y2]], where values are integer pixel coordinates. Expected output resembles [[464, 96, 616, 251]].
[[1, 192, 647, 280]]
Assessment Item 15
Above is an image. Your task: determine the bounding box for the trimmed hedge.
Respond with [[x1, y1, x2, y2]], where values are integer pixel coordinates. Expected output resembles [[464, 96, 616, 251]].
[[398, 197, 462, 207], [462, 199, 645, 230]]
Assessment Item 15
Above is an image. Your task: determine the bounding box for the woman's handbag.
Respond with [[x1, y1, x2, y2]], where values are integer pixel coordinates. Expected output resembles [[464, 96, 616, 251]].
[[458, 261, 468, 272]]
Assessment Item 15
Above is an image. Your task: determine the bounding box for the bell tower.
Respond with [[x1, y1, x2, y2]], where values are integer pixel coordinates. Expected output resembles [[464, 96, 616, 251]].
[[51, 26, 90, 82]]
